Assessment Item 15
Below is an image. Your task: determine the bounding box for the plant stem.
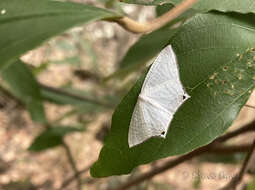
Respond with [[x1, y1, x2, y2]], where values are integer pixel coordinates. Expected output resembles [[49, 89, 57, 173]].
[[113, 144, 252, 190], [40, 83, 114, 108], [109, 0, 197, 33], [220, 138, 255, 190], [245, 104, 255, 109], [62, 141, 82, 190], [58, 163, 92, 190], [216, 121, 255, 143]]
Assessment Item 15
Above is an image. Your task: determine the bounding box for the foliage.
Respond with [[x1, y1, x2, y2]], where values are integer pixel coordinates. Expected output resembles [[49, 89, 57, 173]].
[[0, 0, 254, 185], [28, 126, 83, 152], [2, 60, 46, 123], [0, 0, 119, 70], [91, 12, 255, 177]]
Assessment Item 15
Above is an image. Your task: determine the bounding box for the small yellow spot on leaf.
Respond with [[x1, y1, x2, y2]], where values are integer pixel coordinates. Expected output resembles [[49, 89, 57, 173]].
[[223, 66, 228, 71], [224, 89, 234, 96], [238, 73, 243, 80], [1, 9, 6, 15], [209, 73, 218, 80]]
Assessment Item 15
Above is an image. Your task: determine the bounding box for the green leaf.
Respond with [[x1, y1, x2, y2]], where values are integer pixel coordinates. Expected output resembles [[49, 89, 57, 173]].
[[156, 3, 175, 16], [28, 126, 83, 152], [105, 26, 179, 81], [0, 0, 119, 71], [120, 27, 179, 69], [1, 60, 46, 123], [122, 0, 255, 14], [91, 12, 255, 177]]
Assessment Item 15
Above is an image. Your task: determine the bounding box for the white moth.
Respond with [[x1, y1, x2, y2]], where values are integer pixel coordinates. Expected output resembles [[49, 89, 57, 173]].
[[128, 45, 190, 148]]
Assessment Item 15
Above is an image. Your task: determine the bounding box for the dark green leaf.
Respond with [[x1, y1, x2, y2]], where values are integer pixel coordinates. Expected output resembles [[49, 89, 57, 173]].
[[91, 12, 255, 177], [1, 60, 46, 123], [28, 126, 83, 152], [0, 0, 119, 70], [123, 0, 255, 14], [120, 27, 178, 69]]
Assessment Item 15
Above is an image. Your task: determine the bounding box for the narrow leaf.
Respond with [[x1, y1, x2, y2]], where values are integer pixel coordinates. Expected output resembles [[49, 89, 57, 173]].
[[1, 60, 46, 123], [29, 126, 83, 152], [0, 0, 119, 70]]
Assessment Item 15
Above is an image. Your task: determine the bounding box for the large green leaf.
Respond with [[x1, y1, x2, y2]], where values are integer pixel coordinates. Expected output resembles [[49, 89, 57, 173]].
[[122, 0, 255, 14], [28, 126, 83, 152], [91, 12, 255, 177], [0, 0, 119, 70], [1, 60, 46, 123]]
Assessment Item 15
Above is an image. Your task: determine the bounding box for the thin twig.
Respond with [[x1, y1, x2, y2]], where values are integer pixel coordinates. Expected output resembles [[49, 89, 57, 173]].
[[220, 138, 255, 190], [215, 121, 255, 143], [58, 144, 252, 190], [245, 104, 255, 109], [113, 144, 252, 190], [113, 122, 255, 190], [207, 143, 252, 154], [109, 0, 197, 33], [58, 163, 92, 190], [62, 141, 82, 190], [39, 83, 114, 108]]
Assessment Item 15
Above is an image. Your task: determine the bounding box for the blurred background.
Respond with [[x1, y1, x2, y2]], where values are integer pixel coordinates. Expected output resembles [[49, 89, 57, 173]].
[[0, 0, 255, 189]]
